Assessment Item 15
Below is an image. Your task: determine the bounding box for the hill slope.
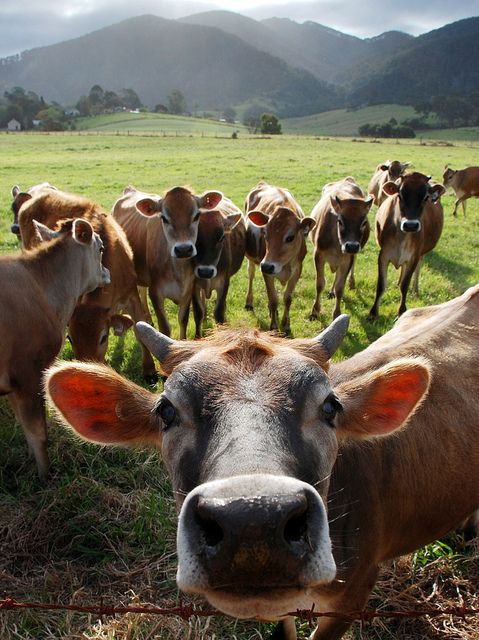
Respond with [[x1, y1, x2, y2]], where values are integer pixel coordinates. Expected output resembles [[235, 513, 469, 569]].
[[0, 14, 341, 117]]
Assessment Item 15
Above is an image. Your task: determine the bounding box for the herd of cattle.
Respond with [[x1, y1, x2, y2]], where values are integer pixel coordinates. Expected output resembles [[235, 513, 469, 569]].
[[2, 160, 479, 640]]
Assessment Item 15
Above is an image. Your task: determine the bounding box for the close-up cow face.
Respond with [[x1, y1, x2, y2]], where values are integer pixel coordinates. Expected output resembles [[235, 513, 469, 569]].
[[135, 187, 223, 259], [194, 209, 242, 279], [330, 195, 372, 254]]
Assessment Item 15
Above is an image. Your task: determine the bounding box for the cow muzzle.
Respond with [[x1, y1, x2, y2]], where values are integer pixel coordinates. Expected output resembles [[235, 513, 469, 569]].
[[400, 219, 421, 233], [261, 261, 280, 275], [195, 265, 217, 279], [176, 474, 336, 618], [11, 223, 20, 236], [173, 242, 196, 259], [342, 241, 360, 254]]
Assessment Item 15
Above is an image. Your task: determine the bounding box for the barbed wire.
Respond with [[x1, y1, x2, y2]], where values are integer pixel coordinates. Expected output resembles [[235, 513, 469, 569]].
[[1, 596, 478, 623]]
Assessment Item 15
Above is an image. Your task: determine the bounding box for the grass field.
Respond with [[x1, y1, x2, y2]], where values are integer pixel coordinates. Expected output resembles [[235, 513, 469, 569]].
[[0, 131, 478, 639]]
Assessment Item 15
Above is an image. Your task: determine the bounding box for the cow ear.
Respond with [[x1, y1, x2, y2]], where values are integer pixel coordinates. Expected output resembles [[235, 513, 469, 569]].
[[330, 195, 342, 214], [199, 191, 223, 210], [364, 195, 374, 211], [335, 359, 430, 439], [136, 197, 162, 217], [12, 185, 20, 197], [429, 183, 446, 203], [32, 219, 58, 242], [223, 212, 242, 233], [14, 191, 33, 211], [379, 164, 389, 171], [300, 217, 316, 236], [382, 181, 399, 197], [248, 210, 269, 227], [72, 218, 94, 245], [45, 362, 160, 446], [110, 314, 134, 336]]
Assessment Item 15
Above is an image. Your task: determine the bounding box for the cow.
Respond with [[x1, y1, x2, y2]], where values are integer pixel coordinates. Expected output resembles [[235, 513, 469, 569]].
[[368, 159, 411, 207], [10, 182, 58, 236], [442, 165, 479, 216], [368, 172, 445, 322], [244, 181, 315, 333], [112, 185, 223, 339], [45, 284, 479, 639], [0, 217, 109, 479], [310, 177, 372, 320], [192, 197, 246, 337], [13, 185, 157, 380]]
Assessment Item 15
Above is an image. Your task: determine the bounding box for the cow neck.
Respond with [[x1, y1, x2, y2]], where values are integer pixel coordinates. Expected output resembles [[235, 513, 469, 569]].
[[23, 239, 89, 326]]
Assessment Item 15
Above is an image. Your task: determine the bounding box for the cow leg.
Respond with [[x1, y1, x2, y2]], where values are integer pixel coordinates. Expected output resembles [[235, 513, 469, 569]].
[[310, 249, 326, 320], [411, 256, 423, 296], [178, 300, 191, 340], [263, 272, 279, 331], [310, 566, 379, 640], [269, 617, 297, 640], [397, 259, 419, 317], [214, 277, 229, 326], [332, 260, 352, 319], [453, 195, 467, 217], [149, 287, 171, 337], [281, 268, 300, 335], [245, 259, 256, 310], [126, 289, 157, 381], [138, 285, 153, 324], [367, 250, 389, 322], [9, 389, 49, 481], [348, 256, 356, 290], [192, 287, 205, 338]]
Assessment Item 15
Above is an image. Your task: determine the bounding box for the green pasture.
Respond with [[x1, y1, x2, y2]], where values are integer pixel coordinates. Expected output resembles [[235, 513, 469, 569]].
[[0, 132, 478, 639]]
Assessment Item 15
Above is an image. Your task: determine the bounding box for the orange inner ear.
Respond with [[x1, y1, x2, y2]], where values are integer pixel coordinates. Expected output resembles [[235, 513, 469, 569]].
[[48, 366, 156, 445]]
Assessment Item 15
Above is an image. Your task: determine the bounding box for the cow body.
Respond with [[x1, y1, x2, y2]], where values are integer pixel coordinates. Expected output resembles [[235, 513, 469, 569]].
[[112, 185, 222, 339], [1, 219, 109, 479], [46, 285, 479, 639], [192, 197, 246, 337], [13, 185, 156, 380], [310, 177, 372, 319], [443, 165, 479, 216], [368, 159, 410, 207], [368, 172, 445, 321], [244, 181, 315, 333]]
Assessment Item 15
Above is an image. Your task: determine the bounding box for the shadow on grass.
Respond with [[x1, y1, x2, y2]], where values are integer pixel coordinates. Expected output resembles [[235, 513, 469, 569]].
[[425, 251, 475, 290]]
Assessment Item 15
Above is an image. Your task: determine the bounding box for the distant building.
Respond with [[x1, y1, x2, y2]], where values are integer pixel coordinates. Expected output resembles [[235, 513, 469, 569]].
[[7, 118, 21, 131]]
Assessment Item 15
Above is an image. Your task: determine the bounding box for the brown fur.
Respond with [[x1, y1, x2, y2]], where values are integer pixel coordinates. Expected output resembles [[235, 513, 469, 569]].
[[443, 164, 479, 216]]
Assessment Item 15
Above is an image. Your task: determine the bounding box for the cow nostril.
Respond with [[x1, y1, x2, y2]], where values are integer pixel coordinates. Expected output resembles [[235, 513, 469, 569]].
[[196, 513, 224, 547], [284, 508, 308, 544]]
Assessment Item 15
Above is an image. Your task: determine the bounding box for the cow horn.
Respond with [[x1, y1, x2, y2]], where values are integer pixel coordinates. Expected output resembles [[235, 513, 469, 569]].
[[312, 314, 349, 359], [135, 322, 175, 361]]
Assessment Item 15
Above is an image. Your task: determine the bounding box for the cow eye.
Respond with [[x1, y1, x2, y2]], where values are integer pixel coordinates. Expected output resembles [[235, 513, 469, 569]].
[[160, 214, 170, 225], [322, 394, 342, 425], [193, 211, 200, 222], [337, 218, 345, 229], [99, 331, 108, 345], [285, 233, 295, 243], [155, 399, 177, 429]]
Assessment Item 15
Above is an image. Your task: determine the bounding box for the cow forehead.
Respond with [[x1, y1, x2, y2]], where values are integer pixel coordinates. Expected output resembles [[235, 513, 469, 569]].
[[335, 200, 369, 220], [198, 210, 223, 233], [162, 187, 197, 217], [266, 207, 300, 233]]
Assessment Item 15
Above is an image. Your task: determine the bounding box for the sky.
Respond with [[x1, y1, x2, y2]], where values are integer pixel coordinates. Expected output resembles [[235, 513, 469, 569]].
[[1, 0, 478, 58]]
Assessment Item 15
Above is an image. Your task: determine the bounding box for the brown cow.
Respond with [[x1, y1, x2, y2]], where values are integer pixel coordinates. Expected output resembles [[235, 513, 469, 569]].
[[368, 159, 411, 207], [244, 181, 315, 333], [0, 218, 109, 479], [46, 285, 479, 639], [11, 182, 58, 236], [443, 164, 479, 216], [192, 197, 246, 337], [310, 177, 372, 320], [112, 185, 223, 339], [14, 186, 156, 380], [368, 172, 445, 321]]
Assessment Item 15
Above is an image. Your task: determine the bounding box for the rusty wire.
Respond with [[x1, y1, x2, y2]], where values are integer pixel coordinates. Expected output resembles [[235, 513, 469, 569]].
[[0, 596, 478, 624]]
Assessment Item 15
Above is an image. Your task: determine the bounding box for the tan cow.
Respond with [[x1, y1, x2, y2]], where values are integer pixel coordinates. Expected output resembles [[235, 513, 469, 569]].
[[244, 181, 315, 333], [443, 165, 479, 216], [112, 185, 223, 339], [13, 186, 157, 380], [368, 172, 445, 321], [0, 218, 109, 479], [46, 285, 479, 639], [310, 177, 372, 319], [192, 197, 246, 337], [368, 159, 411, 207]]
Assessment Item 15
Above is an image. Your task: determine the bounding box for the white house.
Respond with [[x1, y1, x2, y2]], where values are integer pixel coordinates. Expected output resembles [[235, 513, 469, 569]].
[[7, 118, 21, 131]]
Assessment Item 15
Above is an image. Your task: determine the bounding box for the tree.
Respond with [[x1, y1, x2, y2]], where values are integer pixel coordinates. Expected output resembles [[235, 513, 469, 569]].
[[242, 103, 264, 134], [167, 89, 187, 115], [261, 113, 282, 135]]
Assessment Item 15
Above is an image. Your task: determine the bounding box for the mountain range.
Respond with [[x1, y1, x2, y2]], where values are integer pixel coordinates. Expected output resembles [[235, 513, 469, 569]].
[[0, 11, 477, 117]]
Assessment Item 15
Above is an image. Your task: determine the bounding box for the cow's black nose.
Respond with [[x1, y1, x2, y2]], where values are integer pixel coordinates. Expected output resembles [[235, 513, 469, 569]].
[[174, 243, 195, 258], [196, 266, 215, 279], [401, 220, 421, 233], [261, 262, 275, 274], [344, 241, 360, 254], [11, 223, 20, 236]]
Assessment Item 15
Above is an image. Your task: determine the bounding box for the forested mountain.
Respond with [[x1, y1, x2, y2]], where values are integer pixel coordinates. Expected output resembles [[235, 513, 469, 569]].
[[0, 11, 477, 116]]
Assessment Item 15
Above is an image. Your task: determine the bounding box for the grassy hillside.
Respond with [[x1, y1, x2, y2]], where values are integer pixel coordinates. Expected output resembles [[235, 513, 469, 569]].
[[75, 111, 247, 135], [0, 132, 478, 639]]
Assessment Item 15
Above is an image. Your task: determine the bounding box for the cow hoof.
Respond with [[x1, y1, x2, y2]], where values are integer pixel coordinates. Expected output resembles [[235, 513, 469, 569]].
[[367, 313, 377, 323], [144, 371, 159, 385], [309, 312, 319, 321], [245, 304, 254, 311], [327, 291, 335, 299]]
